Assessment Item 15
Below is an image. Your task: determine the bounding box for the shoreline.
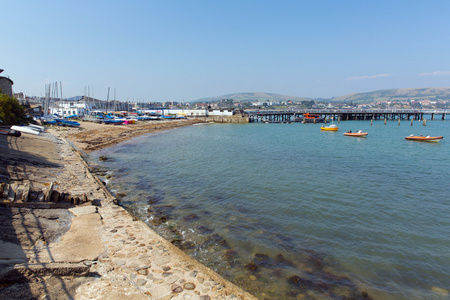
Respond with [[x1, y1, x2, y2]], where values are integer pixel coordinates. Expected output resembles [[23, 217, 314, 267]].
[[0, 120, 257, 299], [61, 119, 209, 153]]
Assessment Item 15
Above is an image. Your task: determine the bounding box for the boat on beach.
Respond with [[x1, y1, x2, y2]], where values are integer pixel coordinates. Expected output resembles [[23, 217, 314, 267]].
[[55, 119, 81, 127], [405, 135, 443, 142], [320, 124, 339, 131], [10, 125, 40, 135], [0, 128, 21, 137], [344, 130, 368, 137], [103, 119, 124, 125]]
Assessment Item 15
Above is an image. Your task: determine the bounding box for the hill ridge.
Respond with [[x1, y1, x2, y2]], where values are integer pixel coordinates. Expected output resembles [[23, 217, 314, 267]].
[[331, 87, 450, 103], [193, 87, 450, 104], [194, 92, 312, 103]]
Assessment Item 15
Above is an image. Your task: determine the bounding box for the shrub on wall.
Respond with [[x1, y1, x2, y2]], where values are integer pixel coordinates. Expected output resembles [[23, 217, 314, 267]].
[[0, 93, 28, 125]]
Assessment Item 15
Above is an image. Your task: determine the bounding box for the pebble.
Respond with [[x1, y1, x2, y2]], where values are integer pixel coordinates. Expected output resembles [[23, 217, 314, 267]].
[[137, 269, 148, 275], [116, 260, 126, 266], [167, 276, 180, 284], [184, 282, 196, 290], [171, 284, 183, 293], [113, 253, 126, 258], [431, 286, 448, 297], [190, 270, 198, 277], [137, 278, 147, 286]]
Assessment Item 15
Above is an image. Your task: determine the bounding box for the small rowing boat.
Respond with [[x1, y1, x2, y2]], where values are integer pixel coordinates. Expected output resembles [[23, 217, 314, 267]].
[[320, 124, 339, 131], [344, 130, 368, 137], [405, 135, 443, 142]]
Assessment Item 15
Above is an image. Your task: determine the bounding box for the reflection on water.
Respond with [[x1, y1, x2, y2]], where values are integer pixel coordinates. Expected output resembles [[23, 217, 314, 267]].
[[90, 121, 450, 300]]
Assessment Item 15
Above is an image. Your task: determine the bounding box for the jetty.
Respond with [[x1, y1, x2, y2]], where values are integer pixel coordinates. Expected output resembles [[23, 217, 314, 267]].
[[244, 109, 449, 123]]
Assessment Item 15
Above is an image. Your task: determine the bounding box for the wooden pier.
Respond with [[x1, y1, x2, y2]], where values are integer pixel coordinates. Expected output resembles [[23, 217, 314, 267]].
[[244, 109, 449, 123]]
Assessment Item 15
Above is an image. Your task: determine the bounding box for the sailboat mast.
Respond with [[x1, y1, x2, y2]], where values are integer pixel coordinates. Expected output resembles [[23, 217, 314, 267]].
[[106, 87, 110, 114], [114, 88, 116, 113]]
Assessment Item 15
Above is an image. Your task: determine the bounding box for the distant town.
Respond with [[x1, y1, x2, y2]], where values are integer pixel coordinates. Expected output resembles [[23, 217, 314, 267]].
[[2, 71, 449, 118], [12, 91, 450, 119]]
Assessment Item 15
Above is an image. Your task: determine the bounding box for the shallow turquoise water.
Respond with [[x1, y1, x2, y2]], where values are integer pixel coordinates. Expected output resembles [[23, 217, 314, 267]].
[[91, 120, 450, 299]]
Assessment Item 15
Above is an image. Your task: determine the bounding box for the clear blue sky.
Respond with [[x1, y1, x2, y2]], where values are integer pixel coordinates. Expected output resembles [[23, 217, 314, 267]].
[[2, 0, 450, 101]]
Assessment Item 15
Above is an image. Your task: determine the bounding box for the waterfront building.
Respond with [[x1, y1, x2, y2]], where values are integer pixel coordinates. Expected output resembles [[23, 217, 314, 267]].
[[0, 69, 13, 97], [48, 96, 131, 117]]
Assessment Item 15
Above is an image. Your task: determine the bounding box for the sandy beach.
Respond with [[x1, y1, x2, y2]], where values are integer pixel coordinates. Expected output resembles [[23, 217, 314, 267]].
[[59, 119, 208, 152], [0, 120, 256, 300]]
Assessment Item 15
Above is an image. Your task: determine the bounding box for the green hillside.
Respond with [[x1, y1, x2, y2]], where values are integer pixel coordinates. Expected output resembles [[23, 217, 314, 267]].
[[193, 88, 450, 104], [331, 87, 450, 103], [194, 92, 312, 103]]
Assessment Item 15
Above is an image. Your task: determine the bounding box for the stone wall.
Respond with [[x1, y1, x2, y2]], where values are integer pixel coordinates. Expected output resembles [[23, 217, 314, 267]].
[[0, 77, 13, 97], [209, 115, 249, 123]]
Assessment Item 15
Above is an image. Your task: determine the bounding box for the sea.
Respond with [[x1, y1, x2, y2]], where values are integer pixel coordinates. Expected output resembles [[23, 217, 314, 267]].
[[89, 119, 450, 300]]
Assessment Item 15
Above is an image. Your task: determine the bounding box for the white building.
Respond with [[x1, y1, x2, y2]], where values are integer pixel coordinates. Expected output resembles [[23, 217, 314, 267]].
[[141, 109, 234, 117], [49, 100, 89, 117]]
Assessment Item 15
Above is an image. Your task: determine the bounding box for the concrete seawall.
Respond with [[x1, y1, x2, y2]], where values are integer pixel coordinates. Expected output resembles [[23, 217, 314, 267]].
[[207, 115, 250, 123]]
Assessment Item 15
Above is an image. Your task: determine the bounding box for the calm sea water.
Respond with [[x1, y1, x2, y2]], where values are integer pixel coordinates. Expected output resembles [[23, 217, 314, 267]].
[[90, 120, 450, 300]]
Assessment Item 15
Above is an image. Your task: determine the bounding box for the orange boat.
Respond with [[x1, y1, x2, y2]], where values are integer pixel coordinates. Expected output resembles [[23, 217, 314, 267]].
[[302, 113, 324, 123], [344, 130, 368, 137], [405, 135, 443, 142]]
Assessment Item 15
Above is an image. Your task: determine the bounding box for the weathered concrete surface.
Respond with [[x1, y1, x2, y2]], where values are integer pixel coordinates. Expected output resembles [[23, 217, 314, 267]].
[[30, 210, 103, 263]]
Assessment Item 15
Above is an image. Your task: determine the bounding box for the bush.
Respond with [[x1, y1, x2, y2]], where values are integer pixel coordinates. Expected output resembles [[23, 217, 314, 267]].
[[0, 94, 28, 125]]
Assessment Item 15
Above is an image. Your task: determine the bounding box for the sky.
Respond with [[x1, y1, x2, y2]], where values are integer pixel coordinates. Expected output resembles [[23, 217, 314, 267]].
[[2, 0, 450, 102]]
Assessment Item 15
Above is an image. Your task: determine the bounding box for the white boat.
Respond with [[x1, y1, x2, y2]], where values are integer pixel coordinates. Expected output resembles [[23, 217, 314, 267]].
[[10, 125, 40, 135], [344, 130, 368, 137], [28, 124, 45, 132]]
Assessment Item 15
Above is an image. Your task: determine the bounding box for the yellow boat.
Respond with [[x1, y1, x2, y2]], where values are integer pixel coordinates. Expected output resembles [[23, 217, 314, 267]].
[[320, 124, 339, 131]]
